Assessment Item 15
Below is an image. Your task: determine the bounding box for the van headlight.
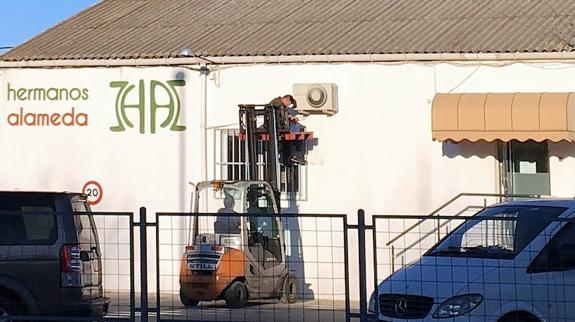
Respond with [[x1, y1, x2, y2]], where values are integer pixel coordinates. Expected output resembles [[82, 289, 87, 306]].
[[433, 294, 483, 318], [368, 291, 377, 313]]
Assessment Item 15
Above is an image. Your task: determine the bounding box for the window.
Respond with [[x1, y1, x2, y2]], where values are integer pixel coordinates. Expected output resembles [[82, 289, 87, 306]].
[[22, 207, 56, 241], [428, 205, 564, 259], [246, 184, 275, 215], [246, 184, 283, 267], [460, 214, 516, 251], [529, 222, 575, 273], [0, 193, 57, 245], [71, 196, 99, 246], [75, 214, 99, 245], [215, 129, 307, 200], [499, 140, 550, 196]]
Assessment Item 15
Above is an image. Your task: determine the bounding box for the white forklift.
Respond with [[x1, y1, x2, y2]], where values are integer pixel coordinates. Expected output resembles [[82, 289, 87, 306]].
[[179, 104, 312, 308]]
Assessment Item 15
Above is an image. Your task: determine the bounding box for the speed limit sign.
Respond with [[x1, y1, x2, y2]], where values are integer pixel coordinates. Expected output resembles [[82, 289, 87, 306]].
[[82, 181, 103, 205]]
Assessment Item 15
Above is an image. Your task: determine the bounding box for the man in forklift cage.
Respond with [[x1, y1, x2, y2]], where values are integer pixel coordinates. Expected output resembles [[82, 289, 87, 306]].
[[270, 95, 307, 165], [270, 94, 303, 132]]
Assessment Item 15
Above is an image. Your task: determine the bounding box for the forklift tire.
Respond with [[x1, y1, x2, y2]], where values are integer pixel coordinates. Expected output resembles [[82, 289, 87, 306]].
[[280, 274, 298, 304], [224, 281, 248, 308], [180, 290, 199, 307]]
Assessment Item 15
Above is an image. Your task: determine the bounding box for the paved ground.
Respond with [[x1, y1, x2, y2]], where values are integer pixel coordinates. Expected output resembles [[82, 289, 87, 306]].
[[105, 292, 349, 322]]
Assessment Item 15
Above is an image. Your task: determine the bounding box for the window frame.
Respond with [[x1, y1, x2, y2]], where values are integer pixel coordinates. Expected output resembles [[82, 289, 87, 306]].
[[214, 128, 308, 200]]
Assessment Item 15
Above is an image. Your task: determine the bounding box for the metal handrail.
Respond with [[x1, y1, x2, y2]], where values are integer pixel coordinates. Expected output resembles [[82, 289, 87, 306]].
[[393, 205, 484, 259], [385, 192, 540, 246]]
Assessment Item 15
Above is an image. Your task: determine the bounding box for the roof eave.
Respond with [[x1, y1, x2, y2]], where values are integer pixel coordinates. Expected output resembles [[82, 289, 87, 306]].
[[0, 52, 573, 68]]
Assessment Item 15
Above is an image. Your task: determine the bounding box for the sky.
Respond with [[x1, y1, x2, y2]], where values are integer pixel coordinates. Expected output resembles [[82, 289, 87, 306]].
[[0, 0, 100, 54]]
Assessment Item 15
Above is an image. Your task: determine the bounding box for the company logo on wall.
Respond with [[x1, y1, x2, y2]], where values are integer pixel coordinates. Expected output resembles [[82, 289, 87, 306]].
[[109, 80, 186, 134], [5, 83, 89, 127]]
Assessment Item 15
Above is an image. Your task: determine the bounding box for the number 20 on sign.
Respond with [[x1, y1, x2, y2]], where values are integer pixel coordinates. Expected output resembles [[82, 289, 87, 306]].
[[82, 181, 103, 206]]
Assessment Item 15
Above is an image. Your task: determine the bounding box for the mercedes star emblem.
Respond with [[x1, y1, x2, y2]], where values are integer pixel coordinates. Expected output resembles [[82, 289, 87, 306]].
[[394, 297, 408, 316]]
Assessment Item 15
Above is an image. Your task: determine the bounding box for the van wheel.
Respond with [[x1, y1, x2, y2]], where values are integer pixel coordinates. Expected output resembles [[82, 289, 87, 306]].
[[224, 281, 247, 308], [498, 311, 540, 322], [179, 290, 199, 307], [280, 275, 298, 303]]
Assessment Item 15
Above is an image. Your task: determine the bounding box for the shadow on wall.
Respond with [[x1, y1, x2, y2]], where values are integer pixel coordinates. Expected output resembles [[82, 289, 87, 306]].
[[306, 137, 319, 152], [282, 192, 315, 300], [548, 141, 575, 159], [443, 140, 575, 159], [442, 140, 498, 159]]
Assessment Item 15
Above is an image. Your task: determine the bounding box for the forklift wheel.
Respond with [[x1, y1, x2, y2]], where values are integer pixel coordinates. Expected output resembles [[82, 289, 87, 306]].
[[224, 281, 248, 308], [281, 275, 298, 303], [180, 290, 200, 307]]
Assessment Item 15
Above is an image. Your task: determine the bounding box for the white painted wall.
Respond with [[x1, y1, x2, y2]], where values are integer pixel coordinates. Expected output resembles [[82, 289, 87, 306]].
[[2, 61, 575, 301], [0, 67, 204, 213]]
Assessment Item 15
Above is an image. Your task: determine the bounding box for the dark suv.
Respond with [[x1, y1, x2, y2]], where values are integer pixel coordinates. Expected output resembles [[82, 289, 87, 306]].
[[0, 191, 109, 319]]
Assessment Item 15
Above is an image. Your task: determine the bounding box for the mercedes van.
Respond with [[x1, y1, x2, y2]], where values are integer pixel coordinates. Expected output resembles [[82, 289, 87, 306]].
[[371, 199, 575, 322]]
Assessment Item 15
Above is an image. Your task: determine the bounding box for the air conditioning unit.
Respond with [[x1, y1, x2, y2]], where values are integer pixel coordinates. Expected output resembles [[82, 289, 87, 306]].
[[293, 83, 338, 116]]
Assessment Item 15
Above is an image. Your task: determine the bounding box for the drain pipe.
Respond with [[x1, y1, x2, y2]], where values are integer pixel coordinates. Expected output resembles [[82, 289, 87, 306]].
[[199, 65, 209, 207]]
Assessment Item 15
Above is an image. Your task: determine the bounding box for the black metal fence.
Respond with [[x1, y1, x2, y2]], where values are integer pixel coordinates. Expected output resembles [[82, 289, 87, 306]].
[[6, 202, 575, 322], [153, 211, 349, 322], [0, 210, 134, 322], [1, 208, 357, 322]]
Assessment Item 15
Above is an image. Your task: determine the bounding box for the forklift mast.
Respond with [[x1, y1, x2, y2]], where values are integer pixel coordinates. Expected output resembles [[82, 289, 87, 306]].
[[239, 103, 314, 208], [238, 104, 284, 206]]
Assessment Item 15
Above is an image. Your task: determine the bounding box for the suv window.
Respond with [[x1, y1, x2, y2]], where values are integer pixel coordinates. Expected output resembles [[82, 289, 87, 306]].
[[71, 197, 98, 245], [0, 194, 57, 245]]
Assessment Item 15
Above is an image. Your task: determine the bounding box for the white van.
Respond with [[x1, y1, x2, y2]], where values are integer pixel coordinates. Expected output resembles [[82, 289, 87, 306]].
[[371, 199, 575, 322]]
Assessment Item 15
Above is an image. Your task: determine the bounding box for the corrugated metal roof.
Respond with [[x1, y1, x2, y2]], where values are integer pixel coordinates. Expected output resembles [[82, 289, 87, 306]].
[[2, 0, 575, 62]]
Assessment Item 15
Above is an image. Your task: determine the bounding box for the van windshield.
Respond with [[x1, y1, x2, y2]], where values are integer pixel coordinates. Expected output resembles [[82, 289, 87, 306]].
[[427, 205, 566, 259]]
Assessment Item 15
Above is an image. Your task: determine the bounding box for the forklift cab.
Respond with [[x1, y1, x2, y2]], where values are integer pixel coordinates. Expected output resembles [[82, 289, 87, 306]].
[[191, 180, 285, 266], [194, 181, 281, 241], [182, 180, 291, 305]]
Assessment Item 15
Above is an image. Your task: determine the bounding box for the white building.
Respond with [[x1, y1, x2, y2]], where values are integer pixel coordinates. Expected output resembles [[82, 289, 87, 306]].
[[2, 0, 575, 301]]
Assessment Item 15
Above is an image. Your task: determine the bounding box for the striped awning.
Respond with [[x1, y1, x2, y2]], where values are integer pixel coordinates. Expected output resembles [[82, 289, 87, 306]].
[[432, 93, 575, 142]]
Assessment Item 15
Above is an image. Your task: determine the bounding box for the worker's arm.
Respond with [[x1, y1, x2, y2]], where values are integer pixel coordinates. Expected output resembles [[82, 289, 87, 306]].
[[288, 108, 300, 122]]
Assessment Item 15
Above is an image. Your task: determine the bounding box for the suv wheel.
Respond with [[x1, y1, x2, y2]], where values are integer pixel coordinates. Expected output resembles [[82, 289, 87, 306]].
[[0, 294, 22, 317]]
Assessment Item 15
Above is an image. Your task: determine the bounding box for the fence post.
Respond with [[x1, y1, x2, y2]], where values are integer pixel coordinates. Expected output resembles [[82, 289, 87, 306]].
[[358, 209, 368, 322], [140, 207, 148, 322]]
